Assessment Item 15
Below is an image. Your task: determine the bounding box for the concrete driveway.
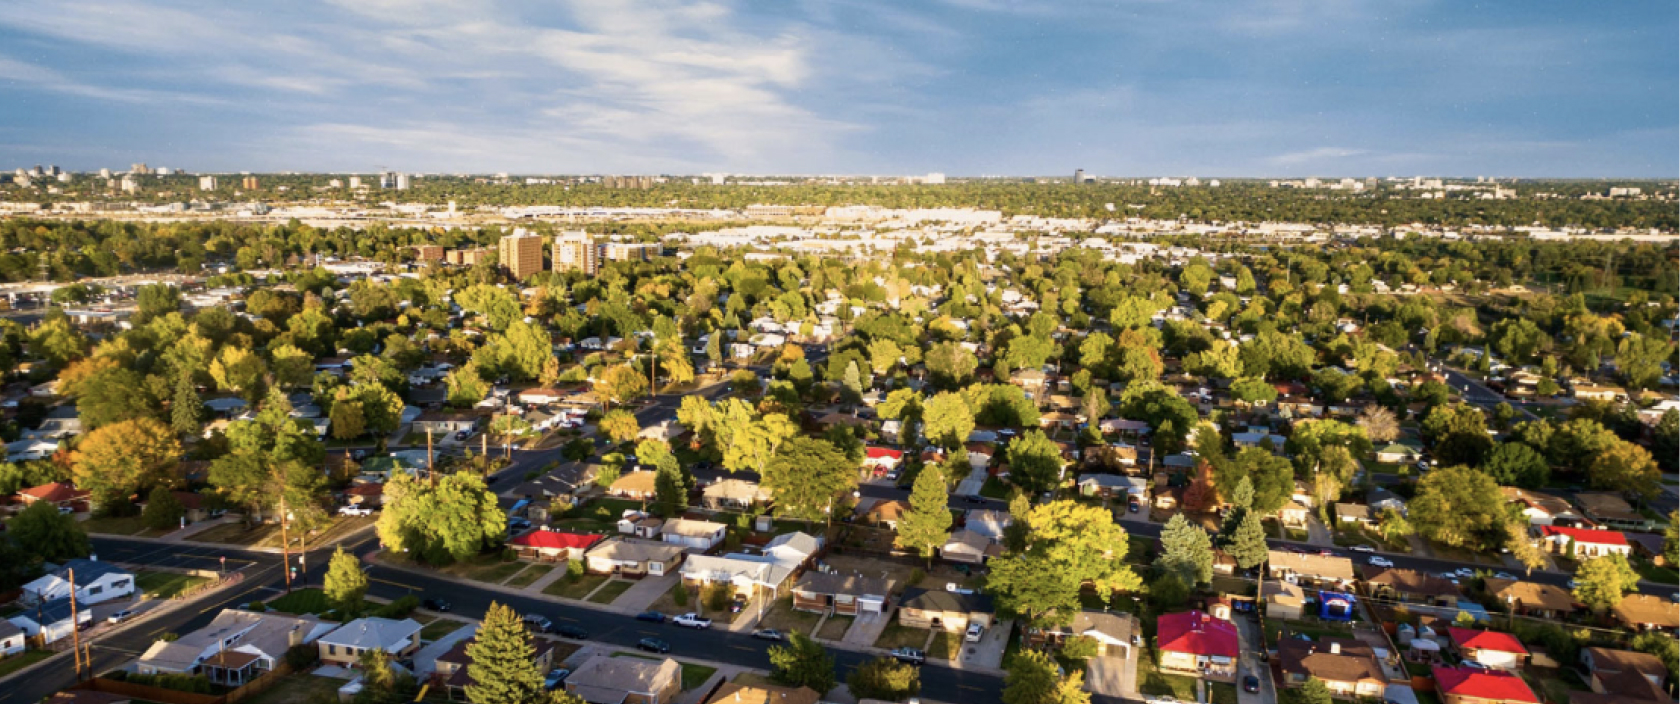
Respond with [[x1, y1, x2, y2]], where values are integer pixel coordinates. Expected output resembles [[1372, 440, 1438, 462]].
[[608, 573, 678, 613], [952, 618, 1012, 670], [1235, 616, 1277, 704], [1086, 654, 1137, 699]]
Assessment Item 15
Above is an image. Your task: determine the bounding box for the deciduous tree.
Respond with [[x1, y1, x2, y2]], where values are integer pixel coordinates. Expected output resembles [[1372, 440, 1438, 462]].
[[325, 546, 368, 616], [1572, 553, 1641, 612], [72, 417, 181, 508]]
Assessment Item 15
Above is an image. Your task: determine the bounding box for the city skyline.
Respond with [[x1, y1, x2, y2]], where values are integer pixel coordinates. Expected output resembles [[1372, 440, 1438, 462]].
[[0, 1, 1675, 177]]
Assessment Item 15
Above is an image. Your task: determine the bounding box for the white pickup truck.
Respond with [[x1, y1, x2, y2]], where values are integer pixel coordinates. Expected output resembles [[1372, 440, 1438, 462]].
[[672, 613, 712, 630]]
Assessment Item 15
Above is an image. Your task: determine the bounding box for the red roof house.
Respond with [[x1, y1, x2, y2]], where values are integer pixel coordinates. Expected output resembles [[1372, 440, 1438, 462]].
[[509, 530, 604, 561], [1448, 628, 1529, 670], [863, 446, 904, 471], [1538, 526, 1631, 559], [1434, 666, 1539, 704], [19, 482, 88, 508], [1156, 610, 1239, 681]]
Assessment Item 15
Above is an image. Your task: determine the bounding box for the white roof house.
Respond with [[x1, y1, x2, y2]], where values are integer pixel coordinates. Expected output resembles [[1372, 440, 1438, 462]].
[[138, 609, 335, 680], [22, 559, 133, 606]]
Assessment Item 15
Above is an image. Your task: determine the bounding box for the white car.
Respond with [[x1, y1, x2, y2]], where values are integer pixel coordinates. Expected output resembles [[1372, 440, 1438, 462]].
[[1453, 567, 1475, 578], [965, 622, 985, 642], [338, 505, 375, 517], [1349, 545, 1375, 553], [673, 613, 712, 630], [1367, 556, 1394, 568]]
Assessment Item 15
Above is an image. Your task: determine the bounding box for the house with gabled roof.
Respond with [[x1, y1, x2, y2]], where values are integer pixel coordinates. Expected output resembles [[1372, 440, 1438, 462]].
[[317, 617, 422, 667], [508, 529, 603, 562], [1433, 665, 1539, 704], [1156, 610, 1238, 682], [1612, 594, 1679, 632], [565, 654, 681, 704], [1579, 648, 1669, 703], [22, 559, 132, 606], [1448, 627, 1528, 671], [790, 572, 894, 616], [1277, 637, 1385, 699], [1538, 525, 1630, 559], [1483, 578, 1578, 620]]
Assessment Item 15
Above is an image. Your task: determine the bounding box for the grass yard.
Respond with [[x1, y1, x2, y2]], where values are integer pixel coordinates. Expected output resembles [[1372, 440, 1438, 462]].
[[872, 622, 927, 650], [980, 476, 1012, 499], [240, 673, 350, 704], [585, 580, 633, 604], [505, 564, 556, 589], [1634, 559, 1679, 585], [135, 571, 212, 599], [815, 614, 854, 641], [81, 514, 163, 537], [544, 573, 609, 600], [928, 631, 957, 660], [1428, 541, 1501, 566], [0, 650, 55, 678], [419, 618, 469, 642], [753, 597, 822, 636], [1209, 682, 1239, 704], [267, 588, 331, 615], [439, 554, 528, 584], [184, 521, 278, 546]]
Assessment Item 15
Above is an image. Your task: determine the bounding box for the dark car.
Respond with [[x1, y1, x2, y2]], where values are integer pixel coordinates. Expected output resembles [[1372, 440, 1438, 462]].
[[635, 611, 667, 624], [455, 430, 472, 441], [752, 629, 784, 641], [422, 598, 451, 612], [544, 668, 571, 690], [556, 624, 590, 640], [637, 637, 671, 654], [1244, 675, 1260, 693], [890, 647, 926, 666], [730, 596, 748, 614]]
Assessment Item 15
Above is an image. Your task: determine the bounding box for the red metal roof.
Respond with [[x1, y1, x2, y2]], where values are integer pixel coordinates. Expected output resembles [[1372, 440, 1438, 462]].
[[1539, 525, 1627, 546], [1434, 666, 1539, 703], [509, 530, 604, 551], [865, 447, 904, 460], [1448, 627, 1529, 655], [1156, 610, 1239, 658]]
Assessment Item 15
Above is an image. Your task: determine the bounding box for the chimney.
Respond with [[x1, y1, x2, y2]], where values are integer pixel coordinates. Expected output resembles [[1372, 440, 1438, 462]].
[[288, 625, 302, 648], [1330, 642, 1341, 655]]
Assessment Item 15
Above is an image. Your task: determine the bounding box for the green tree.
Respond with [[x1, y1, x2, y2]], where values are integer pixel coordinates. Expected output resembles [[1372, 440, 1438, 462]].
[[599, 409, 640, 445], [1157, 513, 1214, 586], [1408, 465, 1508, 551], [1664, 511, 1678, 567], [848, 657, 920, 701], [455, 284, 521, 331], [722, 411, 798, 476], [1422, 403, 1493, 467], [1297, 677, 1334, 704], [71, 417, 181, 509], [594, 364, 648, 408], [896, 463, 952, 564], [140, 486, 185, 531], [1481, 442, 1549, 488], [270, 344, 315, 389], [501, 320, 553, 381], [375, 472, 506, 565], [767, 632, 835, 694], [465, 602, 548, 704], [330, 392, 367, 441], [762, 437, 857, 522], [11, 500, 90, 562], [446, 364, 489, 408], [1588, 440, 1660, 501], [1003, 648, 1090, 704], [923, 391, 975, 449], [1006, 430, 1064, 497], [171, 372, 203, 436], [1225, 511, 1268, 570], [325, 546, 368, 616], [988, 501, 1141, 628], [1572, 553, 1641, 611]]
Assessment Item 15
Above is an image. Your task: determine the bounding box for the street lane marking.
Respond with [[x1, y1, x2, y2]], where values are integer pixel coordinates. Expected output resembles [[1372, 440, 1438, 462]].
[[370, 577, 421, 590], [959, 685, 985, 692], [730, 645, 755, 652]]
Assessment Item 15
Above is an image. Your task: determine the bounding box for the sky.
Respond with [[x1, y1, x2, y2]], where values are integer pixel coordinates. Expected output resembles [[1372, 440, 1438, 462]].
[[0, 1, 1674, 177]]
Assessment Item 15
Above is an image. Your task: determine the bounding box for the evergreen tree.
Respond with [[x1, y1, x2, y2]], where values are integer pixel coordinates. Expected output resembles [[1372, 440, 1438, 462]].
[[896, 463, 952, 565], [842, 360, 863, 399], [324, 546, 368, 616], [768, 632, 836, 694], [1225, 511, 1268, 570], [171, 372, 202, 436], [465, 602, 547, 704], [653, 460, 687, 517], [1156, 513, 1214, 586]]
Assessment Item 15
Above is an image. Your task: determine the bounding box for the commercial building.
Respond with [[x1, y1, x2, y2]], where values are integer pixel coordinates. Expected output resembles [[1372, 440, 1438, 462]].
[[413, 245, 444, 261], [499, 230, 544, 280], [199, 176, 217, 191], [554, 231, 601, 275], [241, 176, 258, 190]]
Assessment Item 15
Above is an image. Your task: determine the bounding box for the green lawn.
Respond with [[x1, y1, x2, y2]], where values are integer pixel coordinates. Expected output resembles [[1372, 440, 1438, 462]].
[[439, 554, 528, 584], [928, 631, 957, 660], [267, 588, 330, 615], [872, 622, 928, 650], [80, 515, 151, 536], [1634, 559, 1679, 585], [1210, 682, 1239, 704], [0, 650, 54, 678], [585, 580, 633, 604], [420, 618, 469, 642], [505, 564, 555, 588], [980, 476, 1012, 499], [135, 571, 212, 599], [544, 573, 608, 600]]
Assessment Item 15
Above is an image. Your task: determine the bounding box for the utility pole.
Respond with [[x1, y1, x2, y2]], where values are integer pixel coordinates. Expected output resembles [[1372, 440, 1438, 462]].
[[279, 494, 292, 594], [69, 568, 82, 679], [427, 429, 435, 486]]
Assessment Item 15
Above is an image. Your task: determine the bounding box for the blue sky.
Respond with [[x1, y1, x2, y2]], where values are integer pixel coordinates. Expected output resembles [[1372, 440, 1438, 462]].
[[0, 1, 1674, 177]]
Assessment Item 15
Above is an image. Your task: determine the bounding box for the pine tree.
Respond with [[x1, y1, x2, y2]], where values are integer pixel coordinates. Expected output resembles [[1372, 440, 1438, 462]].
[[172, 372, 202, 436], [1156, 513, 1214, 586], [896, 463, 952, 565], [465, 602, 547, 704], [842, 360, 864, 399], [1226, 511, 1269, 570], [324, 546, 368, 616], [654, 461, 687, 517]]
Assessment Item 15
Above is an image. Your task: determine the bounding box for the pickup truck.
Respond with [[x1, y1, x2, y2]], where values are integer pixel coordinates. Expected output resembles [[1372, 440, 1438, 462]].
[[673, 613, 712, 629], [338, 505, 375, 517]]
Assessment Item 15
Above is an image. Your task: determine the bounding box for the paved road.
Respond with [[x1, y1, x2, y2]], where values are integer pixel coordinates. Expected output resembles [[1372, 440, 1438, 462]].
[[1442, 367, 1540, 422]]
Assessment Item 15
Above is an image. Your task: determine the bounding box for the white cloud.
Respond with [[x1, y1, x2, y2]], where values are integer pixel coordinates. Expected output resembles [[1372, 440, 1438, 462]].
[[1269, 147, 1370, 166]]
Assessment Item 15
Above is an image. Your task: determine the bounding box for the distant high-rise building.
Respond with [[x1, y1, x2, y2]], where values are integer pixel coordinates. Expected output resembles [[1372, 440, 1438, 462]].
[[604, 242, 660, 263], [446, 247, 492, 266], [47, 165, 59, 176], [156, 167, 173, 176], [120, 176, 138, 193], [99, 168, 112, 179], [553, 231, 601, 275], [413, 245, 444, 261], [29, 165, 43, 177], [199, 176, 218, 191], [395, 173, 411, 190], [1074, 168, 1085, 183], [924, 172, 946, 185], [708, 173, 726, 185], [241, 176, 259, 190], [55, 172, 70, 183], [131, 163, 150, 175], [329, 178, 342, 188], [349, 176, 363, 189], [379, 171, 397, 189], [498, 229, 544, 281]]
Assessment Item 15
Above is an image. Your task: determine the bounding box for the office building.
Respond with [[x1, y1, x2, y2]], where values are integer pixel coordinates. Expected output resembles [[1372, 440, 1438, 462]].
[[924, 172, 946, 185], [395, 173, 411, 190], [199, 176, 217, 191], [499, 229, 544, 281], [98, 168, 111, 179], [446, 248, 492, 266], [1075, 169, 1086, 183], [130, 163, 150, 175], [241, 176, 259, 190], [379, 171, 397, 189], [414, 245, 444, 261], [349, 176, 362, 189], [553, 231, 601, 275], [604, 242, 660, 263]]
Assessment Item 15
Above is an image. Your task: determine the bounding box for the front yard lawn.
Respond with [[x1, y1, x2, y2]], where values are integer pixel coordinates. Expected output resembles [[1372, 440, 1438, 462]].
[[81, 515, 157, 537], [0, 650, 55, 678], [928, 631, 957, 660], [267, 588, 330, 615], [420, 618, 469, 642], [753, 597, 822, 636], [979, 476, 1012, 499], [585, 580, 633, 604], [872, 622, 927, 650], [815, 614, 854, 641], [1209, 682, 1239, 704], [544, 573, 608, 600], [439, 554, 527, 584], [1634, 559, 1679, 585], [505, 564, 555, 588], [135, 571, 212, 599]]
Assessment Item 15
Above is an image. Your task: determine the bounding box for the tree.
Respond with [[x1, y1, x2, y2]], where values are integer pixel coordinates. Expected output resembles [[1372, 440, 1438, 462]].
[[210, 345, 268, 401], [598, 409, 640, 445], [896, 462, 952, 564], [354, 647, 418, 704], [1504, 521, 1546, 577], [171, 372, 203, 436], [1297, 678, 1335, 704], [270, 344, 315, 388], [762, 437, 856, 522], [1006, 430, 1063, 497], [594, 364, 648, 408], [135, 284, 182, 324], [446, 364, 489, 408], [925, 341, 978, 389], [923, 391, 975, 449], [1588, 440, 1660, 501], [848, 657, 920, 701], [767, 632, 835, 694], [465, 602, 548, 704], [1376, 507, 1412, 544], [1422, 403, 1494, 467], [376, 472, 506, 565], [1572, 553, 1641, 611], [330, 392, 367, 441], [455, 284, 521, 331], [1409, 465, 1511, 551], [11, 500, 89, 562], [501, 320, 553, 381], [1182, 463, 1216, 513], [141, 486, 185, 531], [1357, 405, 1399, 444], [988, 501, 1141, 628], [1481, 442, 1549, 488], [1664, 511, 1678, 567], [1229, 377, 1278, 404], [72, 417, 181, 509], [325, 546, 369, 616], [1004, 649, 1089, 704], [1157, 513, 1214, 586], [1226, 511, 1268, 570], [878, 388, 924, 422]]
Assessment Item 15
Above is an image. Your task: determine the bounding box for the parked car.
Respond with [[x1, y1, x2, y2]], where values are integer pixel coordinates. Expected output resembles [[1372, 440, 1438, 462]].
[[107, 609, 137, 625], [1348, 545, 1374, 553], [1367, 556, 1394, 567], [1453, 567, 1475, 578], [1317, 549, 1336, 557], [423, 598, 451, 612], [507, 518, 532, 532], [522, 614, 553, 633], [543, 668, 571, 690], [730, 596, 748, 614], [338, 505, 374, 517], [1243, 675, 1261, 693], [752, 629, 784, 641], [965, 622, 985, 642], [1492, 572, 1517, 581], [1127, 498, 1141, 513], [637, 637, 671, 654], [556, 624, 590, 640], [455, 430, 472, 441], [890, 647, 926, 666], [635, 611, 667, 624], [673, 613, 712, 629]]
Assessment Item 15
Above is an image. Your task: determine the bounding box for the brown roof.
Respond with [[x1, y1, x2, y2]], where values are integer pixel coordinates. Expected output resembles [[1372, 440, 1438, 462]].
[[1484, 578, 1577, 614], [1585, 648, 1669, 679], [201, 650, 261, 669], [1361, 567, 1462, 598], [706, 683, 821, 704], [1267, 550, 1356, 581], [1277, 638, 1384, 685], [610, 471, 659, 495], [793, 571, 894, 598], [1613, 594, 1680, 629]]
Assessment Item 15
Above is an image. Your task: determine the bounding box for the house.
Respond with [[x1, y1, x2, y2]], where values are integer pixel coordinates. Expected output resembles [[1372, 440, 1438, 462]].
[[1359, 567, 1460, 606], [6, 439, 59, 462], [682, 554, 797, 599], [1448, 627, 1528, 670], [564, 654, 681, 704], [345, 483, 385, 509], [1367, 488, 1405, 515], [790, 572, 894, 615], [1374, 444, 1423, 464], [1333, 503, 1373, 526], [1156, 610, 1239, 682], [17, 482, 88, 511], [862, 447, 903, 475], [1277, 638, 1386, 699], [763, 532, 822, 567], [964, 509, 1012, 543], [1501, 488, 1587, 527], [432, 633, 558, 701], [584, 538, 686, 578], [898, 588, 995, 632], [1580, 648, 1669, 703], [704, 683, 820, 704], [1433, 666, 1539, 704], [1574, 492, 1658, 532], [516, 388, 565, 405], [1482, 578, 1578, 619], [0, 621, 21, 657], [1025, 610, 1140, 659], [941, 529, 1002, 564], [700, 479, 772, 511], [1277, 501, 1311, 528], [609, 471, 659, 500], [613, 511, 662, 539], [26, 405, 82, 439], [137, 610, 335, 686], [1267, 550, 1356, 589], [856, 499, 909, 529], [661, 518, 727, 550], [1263, 580, 1306, 620], [8, 597, 92, 644], [22, 559, 133, 606], [638, 421, 684, 443], [1611, 594, 1680, 632], [411, 411, 481, 435], [508, 529, 603, 563], [1538, 526, 1631, 559], [1078, 474, 1143, 499], [317, 617, 423, 667]]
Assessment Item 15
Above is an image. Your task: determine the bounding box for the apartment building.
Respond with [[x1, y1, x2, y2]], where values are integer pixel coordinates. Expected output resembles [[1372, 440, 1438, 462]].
[[554, 231, 601, 275], [499, 230, 545, 280]]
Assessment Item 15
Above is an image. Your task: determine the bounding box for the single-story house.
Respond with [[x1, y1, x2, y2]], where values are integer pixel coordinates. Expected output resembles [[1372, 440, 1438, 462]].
[[22, 559, 133, 606], [1448, 627, 1528, 671], [516, 388, 566, 405], [1333, 503, 1373, 526], [1360, 567, 1460, 607], [963, 509, 1012, 543], [703, 683, 820, 704], [1433, 666, 1539, 704], [941, 529, 1002, 564], [1367, 488, 1405, 515], [138, 610, 335, 685], [0, 621, 22, 657], [609, 471, 659, 500], [1501, 488, 1588, 527], [585, 538, 686, 578], [1267, 550, 1356, 589], [1277, 638, 1386, 699], [790, 572, 893, 616], [1538, 526, 1631, 559], [411, 411, 481, 435], [1612, 594, 1680, 632], [9, 597, 91, 644], [661, 518, 727, 551], [17, 482, 87, 511], [1277, 501, 1311, 528], [700, 479, 772, 511], [1374, 444, 1422, 464], [6, 439, 59, 462], [1025, 610, 1139, 659], [508, 530, 603, 563], [897, 588, 995, 632], [1579, 648, 1669, 703], [1263, 580, 1306, 621], [1574, 492, 1658, 533], [863, 447, 904, 473], [856, 499, 909, 529], [1483, 579, 1578, 620], [317, 617, 423, 667], [565, 654, 681, 704], [1156, 610, 1239, 682], [1077, 473, 1140, 499]]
